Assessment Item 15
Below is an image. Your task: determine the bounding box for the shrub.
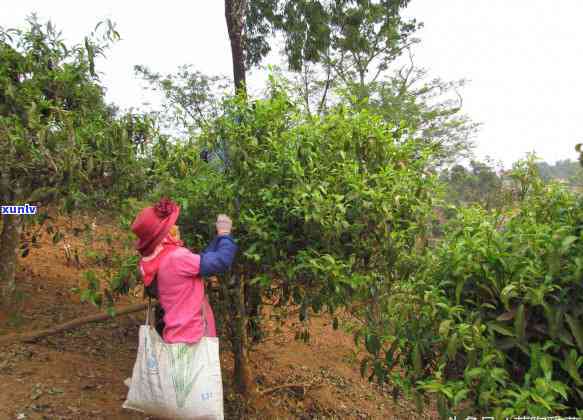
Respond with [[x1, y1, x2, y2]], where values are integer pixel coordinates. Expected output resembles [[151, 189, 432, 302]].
[[151, 81, 439, 391], [377, 160, 583, 417]]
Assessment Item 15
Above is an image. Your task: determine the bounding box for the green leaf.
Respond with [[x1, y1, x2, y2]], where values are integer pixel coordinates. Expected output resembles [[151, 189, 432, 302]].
[[496, 308, 516, 321], [549, 380, 568, 400], [447, 334, 458, 361], [530, 393, 552, 411], [365, 334, 381, 355], [490, 367, 508, 384], [561, 235, 577, 253], [500, 284, 518, 309], [455, 279, 465, 304], [514, 304, 526, 342], [566, 314, 583, 353], [465, 367, 484, 381], [563, 349, 583, 386], [453, 388, 468, 406], [540, 354, 553, 380], [481, 302, 497, 311], [439, 320, 452, 338], [413, 343, 422, 375], [488, 321, 515, 337], [440, 386, 454, 399]]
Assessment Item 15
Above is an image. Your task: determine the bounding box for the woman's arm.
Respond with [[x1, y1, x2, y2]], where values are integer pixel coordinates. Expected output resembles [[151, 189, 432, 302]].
[[200, 235, 237, 277]]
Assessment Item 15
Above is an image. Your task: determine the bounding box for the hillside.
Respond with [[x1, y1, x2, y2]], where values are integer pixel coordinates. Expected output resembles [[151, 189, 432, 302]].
[[0, 210, 431, 419]]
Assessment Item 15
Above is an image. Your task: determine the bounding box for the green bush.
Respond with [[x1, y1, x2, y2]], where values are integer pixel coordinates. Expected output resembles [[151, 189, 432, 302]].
[[152, 81, 438, 349], [377, 160, 583, 417]]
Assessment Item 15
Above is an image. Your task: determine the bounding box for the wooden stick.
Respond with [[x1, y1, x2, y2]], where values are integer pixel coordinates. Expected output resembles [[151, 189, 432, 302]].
[[0, 303, 147, 346]]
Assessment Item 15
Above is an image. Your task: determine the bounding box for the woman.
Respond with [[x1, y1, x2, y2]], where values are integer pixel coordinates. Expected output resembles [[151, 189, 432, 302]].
[[131, 197, 237, 343]]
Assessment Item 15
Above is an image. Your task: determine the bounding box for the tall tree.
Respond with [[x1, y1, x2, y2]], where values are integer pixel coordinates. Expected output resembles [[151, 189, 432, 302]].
[[440, 160, 505, 209], [269, 54, 477, 166], [225, 0, 248, 94], [536, 159, 583, 185], [134, 64, 228, 135], [244, 1, 477, 165], [221, 0, 423, 396], [360, 60, 478, 166], [248, 1, 418, 87], [225, 1, 418, 95]]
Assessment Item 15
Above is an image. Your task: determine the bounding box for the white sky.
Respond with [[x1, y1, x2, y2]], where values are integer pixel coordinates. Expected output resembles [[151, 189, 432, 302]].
[[2, 1, 582, 168]]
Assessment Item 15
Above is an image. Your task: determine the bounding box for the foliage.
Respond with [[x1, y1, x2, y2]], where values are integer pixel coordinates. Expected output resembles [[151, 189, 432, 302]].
[[80, 199, 146, 312], [150, 77, 438, 363], [269, 51, 477, 166], [0, 15, 152, 209], [536, 159, 583, 187], [247, 0, 420, 75], [0, 16, 153, 302], [5, 11, 578, 417], [358, 71, 478, 166], [366, 158, 583, 416], [247, 0, 423, 120], [440, 160, 507, 209], [142, 1, 471, 167], [134, 64, 230, 135]]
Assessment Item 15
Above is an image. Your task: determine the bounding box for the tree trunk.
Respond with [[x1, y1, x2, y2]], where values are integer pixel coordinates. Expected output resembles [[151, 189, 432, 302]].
[[0, 214, 20, 306], [231, 273, 254, 396], [225, 0, 248, 94]]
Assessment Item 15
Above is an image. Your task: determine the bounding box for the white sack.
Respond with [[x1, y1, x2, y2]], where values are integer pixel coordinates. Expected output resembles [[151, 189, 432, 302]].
[[123, 324, 224, 420]]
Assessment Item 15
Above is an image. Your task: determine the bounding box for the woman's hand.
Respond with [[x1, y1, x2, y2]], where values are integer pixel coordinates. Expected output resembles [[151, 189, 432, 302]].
[[216, 214, 232, 236]]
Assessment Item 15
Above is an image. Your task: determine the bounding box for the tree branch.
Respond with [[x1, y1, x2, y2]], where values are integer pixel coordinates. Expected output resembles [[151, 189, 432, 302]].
[[0, 303, 147, 346], [317, 61, 334, 116]]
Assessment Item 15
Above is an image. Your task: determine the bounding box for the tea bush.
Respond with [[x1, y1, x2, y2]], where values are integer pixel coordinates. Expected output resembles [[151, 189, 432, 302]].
[[146, 82, 440, 389], [371, 161, 583, 417]]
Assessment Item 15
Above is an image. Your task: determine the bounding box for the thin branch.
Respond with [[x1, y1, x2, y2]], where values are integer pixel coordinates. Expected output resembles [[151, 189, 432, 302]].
[[302, 64, 312, 117], [0, 303, 147, 346], [317, 60, 334, 115], [398, 47, 416, 97]]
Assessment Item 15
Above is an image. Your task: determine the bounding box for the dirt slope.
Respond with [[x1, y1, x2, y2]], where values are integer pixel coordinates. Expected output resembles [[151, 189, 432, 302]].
[[0, 212, 432, 419]]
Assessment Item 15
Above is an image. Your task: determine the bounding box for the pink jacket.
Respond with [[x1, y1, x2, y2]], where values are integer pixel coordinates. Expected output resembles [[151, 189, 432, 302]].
[[156, 247, 217, 343]]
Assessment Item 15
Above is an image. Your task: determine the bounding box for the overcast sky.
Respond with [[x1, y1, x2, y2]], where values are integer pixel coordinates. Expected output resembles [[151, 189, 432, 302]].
[[2, 1, 582, 168]]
